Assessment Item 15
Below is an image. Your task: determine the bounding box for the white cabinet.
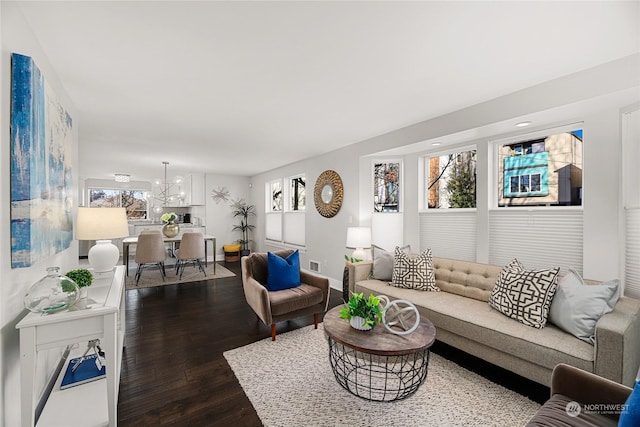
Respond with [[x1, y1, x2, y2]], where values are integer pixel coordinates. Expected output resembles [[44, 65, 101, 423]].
[[185, 173, 205, 206], [16, 266, 126, 427]]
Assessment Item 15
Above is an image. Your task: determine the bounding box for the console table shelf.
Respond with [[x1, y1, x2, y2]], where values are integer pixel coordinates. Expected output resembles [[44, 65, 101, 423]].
[[16, 265, 126, 427]]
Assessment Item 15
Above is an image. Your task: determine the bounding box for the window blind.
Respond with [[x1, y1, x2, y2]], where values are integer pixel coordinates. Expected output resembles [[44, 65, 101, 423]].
[[283, 212, 305, 247], [625, 208, 640, 298], [265, 212, 282, 241], [420, 211, 476, 262], [488, 209, 583, 274]]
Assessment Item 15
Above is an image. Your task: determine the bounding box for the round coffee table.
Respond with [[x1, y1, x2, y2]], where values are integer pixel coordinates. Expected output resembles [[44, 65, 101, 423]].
[[323, 305, 436, 402]]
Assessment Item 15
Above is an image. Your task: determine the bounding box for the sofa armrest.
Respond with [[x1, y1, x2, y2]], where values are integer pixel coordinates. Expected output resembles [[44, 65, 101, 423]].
[[551, 363, 632, 406], [242, 276, 272, 325], [348, 261, 373, 294], [594, 296, 640, 386], [300, 271, 330, 311]]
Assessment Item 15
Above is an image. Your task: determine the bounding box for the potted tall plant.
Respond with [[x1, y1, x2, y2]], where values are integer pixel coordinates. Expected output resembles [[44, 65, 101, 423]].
[[231, 202, 256, 257]]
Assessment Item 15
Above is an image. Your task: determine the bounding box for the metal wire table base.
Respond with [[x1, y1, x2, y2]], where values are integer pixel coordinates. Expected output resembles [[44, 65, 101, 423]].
[[327, 336, 430, 402]]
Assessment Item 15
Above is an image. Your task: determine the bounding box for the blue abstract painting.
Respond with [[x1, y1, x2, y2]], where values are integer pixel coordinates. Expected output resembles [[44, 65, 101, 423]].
[[11, 53, 73, 268]]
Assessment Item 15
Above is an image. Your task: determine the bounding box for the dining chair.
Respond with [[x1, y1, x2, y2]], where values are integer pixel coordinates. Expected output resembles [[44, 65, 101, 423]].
[[174, 232, 206, 279], [134, 232, 167, 285]]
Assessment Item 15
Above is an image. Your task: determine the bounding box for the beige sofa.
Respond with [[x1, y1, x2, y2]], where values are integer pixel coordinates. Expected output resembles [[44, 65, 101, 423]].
[[349, 257, 640, 387]]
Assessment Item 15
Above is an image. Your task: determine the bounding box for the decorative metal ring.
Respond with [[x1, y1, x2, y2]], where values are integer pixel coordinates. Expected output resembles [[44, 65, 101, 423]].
[[382, 299, 420, 335]]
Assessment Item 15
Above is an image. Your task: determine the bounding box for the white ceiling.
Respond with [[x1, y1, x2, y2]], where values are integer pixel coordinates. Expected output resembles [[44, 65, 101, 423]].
[[13, 1, 640, 180]]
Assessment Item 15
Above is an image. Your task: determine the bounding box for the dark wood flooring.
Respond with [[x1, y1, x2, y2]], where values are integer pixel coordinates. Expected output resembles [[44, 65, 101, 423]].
[[118, 261, 549, 426]]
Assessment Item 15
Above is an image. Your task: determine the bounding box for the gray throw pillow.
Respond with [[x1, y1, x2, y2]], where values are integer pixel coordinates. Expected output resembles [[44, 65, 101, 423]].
[[371, 244, 410, 281], [548, 268, 620, 343]]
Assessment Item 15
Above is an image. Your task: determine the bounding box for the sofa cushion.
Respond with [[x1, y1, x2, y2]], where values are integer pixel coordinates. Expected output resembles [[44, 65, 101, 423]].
[[269, 284, 324, 316], [489, 259, 560, 329], [266, 250, 300, 291], [433, 257, 502, 302], [549, 268, 620, 343], [390, 248, 439, 291], [370, 244, 410, 281], [525, 393, 618, 427], [354, 278, 594, 372]]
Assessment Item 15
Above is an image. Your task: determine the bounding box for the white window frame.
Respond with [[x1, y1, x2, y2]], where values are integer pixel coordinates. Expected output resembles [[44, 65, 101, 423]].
[[265, 176, 306, 248], [490, 122, 584, 210], [372, 160, 403, 213], [420, 145, 477, 212]]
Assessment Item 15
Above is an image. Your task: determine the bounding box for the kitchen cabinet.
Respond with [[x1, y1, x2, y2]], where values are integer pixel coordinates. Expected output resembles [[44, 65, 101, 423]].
[[185, 173, 205, 206]]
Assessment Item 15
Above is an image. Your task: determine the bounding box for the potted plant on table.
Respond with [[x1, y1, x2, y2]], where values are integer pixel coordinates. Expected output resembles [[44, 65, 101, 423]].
[[231, 202, 256, 257], [340, 292, 384, 331], [65, 268, 94, 299]]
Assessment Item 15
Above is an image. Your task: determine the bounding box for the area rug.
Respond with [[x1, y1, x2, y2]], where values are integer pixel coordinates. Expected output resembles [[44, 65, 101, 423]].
[[224, 324, 540, 427], [125, 262, 235, 290]]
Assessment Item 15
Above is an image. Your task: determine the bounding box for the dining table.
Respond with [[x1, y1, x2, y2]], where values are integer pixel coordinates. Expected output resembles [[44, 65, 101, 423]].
[[122, 234, 216, 276]]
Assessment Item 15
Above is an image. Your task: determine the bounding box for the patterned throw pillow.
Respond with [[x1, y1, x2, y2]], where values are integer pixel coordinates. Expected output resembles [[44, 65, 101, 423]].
[[390, 248, 439, 291], [489, 259, 560, 329]]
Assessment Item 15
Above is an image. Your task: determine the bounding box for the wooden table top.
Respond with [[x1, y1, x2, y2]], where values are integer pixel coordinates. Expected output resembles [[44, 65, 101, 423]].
[[323, 305, 436, 356]]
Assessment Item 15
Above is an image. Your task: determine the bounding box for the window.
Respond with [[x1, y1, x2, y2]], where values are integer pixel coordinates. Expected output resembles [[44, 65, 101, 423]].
[[426, 149, 477, 209], [290, 175, 306, 211], [265, 175, 306, 247], [498, 129, 583, 207], [373, 162, 400, 212], [88, 188, 147, 219], [270, 180, 282, 212]]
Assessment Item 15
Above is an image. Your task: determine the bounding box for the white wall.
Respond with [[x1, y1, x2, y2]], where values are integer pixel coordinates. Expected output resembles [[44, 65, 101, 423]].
[[1, 3, 79, 425], [204, 173, 251, 259], [250, 55, 640, 288]]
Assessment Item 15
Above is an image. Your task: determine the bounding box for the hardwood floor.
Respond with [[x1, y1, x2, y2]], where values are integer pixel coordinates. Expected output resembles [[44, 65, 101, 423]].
[[118, 261, 548, 426]]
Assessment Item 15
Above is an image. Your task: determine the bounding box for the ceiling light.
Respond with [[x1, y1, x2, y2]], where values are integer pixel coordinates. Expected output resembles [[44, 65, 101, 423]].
[[515, 121, 532, 127], [146, 161, 185, 210], [431, 142, 442, 146], [114, 173, 130, 183]]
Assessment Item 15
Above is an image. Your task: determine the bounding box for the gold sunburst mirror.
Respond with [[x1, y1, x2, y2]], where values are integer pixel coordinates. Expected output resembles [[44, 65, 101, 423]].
[[314, 170, 343, 218]]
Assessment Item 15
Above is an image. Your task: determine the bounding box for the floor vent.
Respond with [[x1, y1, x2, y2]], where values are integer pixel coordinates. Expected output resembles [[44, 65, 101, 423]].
[[309, 260, 321, 273]]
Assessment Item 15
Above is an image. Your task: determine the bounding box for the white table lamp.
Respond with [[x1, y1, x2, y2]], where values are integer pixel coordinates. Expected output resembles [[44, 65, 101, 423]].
[[346, 227, 372, 261], [76, 207, 129, 272]]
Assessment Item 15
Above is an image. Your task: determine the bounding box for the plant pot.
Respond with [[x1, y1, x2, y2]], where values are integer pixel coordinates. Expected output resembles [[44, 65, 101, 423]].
[[349, 316, 372, 331], [79, 287, 88, 299], [162, 222, 179, 238]]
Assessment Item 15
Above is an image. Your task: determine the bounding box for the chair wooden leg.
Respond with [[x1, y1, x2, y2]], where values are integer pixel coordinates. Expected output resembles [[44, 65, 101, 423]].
[[314, 313, 319, 329], [271, 324, 276, 341]]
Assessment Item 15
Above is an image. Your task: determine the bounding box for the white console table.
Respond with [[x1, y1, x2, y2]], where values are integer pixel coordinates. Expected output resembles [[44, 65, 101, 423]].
[[16, 265, 126, 427]]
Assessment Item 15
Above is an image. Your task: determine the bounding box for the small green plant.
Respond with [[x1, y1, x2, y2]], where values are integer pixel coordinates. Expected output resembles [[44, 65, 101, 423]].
[[65, 269, 94, 288], [339, 292, 383, 329], [344, 254, 363, 263], [161, 212, 177, 223]]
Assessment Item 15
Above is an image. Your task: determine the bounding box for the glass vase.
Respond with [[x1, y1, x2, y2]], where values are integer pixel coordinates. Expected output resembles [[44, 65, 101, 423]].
[[24, 267, 80, 314]]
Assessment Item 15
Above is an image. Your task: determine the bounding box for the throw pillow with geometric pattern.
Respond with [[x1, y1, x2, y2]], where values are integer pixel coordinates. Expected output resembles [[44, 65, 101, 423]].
[[489, 258, 560, 329], [390, 247, 440, 291]]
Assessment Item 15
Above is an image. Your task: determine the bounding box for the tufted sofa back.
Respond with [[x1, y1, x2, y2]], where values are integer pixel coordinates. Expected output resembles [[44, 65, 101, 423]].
[[432, 257, 503, 302]]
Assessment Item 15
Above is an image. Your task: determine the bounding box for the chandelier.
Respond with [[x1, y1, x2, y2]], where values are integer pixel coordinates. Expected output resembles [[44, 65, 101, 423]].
[[146, 161, 185, 213]]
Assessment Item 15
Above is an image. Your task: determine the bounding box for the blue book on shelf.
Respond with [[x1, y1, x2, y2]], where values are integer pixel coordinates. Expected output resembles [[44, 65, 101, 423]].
[[60, 354, 106, 390]]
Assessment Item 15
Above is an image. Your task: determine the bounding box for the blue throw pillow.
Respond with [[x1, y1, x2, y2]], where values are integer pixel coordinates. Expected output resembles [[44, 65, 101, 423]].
[[266, 250, 301, 291], [620, 381, 640, 427]]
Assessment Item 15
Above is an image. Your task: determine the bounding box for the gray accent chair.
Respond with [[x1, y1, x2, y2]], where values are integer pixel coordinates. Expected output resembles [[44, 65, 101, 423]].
[[526, 363, 633, 426], [241, 250, 330, 341]]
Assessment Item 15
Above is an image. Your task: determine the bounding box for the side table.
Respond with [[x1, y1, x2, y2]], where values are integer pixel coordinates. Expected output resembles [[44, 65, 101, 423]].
[[323, 305, 436, 401], [16, 266, 125, 427]]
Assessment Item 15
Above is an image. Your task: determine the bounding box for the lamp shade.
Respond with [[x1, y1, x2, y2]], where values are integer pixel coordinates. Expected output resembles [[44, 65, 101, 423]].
[[76, 208, 129, 272], [346, 227, 372, 249], [76, 207, 129, 240]]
